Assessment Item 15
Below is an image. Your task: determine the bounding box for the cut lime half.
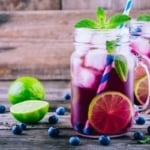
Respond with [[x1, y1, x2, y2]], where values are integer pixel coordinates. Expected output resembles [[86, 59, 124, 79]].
[[10, 100, 49, 124]]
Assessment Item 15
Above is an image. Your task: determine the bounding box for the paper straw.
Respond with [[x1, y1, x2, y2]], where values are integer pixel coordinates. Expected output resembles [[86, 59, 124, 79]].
[[96, 55, 114, 94], [123, 0, 134, 15], [97, 0, 135, 94], [120, 0, 134, 28]]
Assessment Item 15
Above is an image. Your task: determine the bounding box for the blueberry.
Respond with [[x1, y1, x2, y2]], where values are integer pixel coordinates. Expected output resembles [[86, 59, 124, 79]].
[[63, 92, 71, 100], [12, 125, 23, 135], [98, 135, 111, 146], [130, 26, 142, 36], [69, 136, 80, 146], [19, 123, 27, 130], [48, 115, 59, 124], [83, 127, 92, 135], [56, 106, 66, 115], [135, 116, 146, 125], [48, 126, 59, 137], [0, 104, 6, 113], [147, 126, 150, 135], [74, 123, 84, 133], [133, 131, 144, 140]]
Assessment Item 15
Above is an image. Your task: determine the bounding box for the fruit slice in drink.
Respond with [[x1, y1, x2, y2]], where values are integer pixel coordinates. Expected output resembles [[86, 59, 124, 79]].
[[134, 63, 149, 105], [88, 91, 133, 135], [134, 76, 149, 105], [10, 100, 49, 124], [134, 63, 147, 81]]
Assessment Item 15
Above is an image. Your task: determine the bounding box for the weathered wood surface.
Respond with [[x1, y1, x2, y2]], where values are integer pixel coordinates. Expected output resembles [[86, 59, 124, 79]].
[[1, 0, 150, 11], [0, 10, 150, 80], [0, 81, 150, 150], [62, 0, 150, 10], [0, 0, 61, 11]]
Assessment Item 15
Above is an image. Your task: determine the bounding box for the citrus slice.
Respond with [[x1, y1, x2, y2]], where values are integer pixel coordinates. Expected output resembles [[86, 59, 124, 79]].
[[134, 75, 149, 105], [134, 63, 147, 81], [88, 91, 133, 135], [10, 100, 49, 124]]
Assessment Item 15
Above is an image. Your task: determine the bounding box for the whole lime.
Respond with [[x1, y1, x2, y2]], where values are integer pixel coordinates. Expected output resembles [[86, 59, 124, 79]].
[[8, 76, 45, 104]]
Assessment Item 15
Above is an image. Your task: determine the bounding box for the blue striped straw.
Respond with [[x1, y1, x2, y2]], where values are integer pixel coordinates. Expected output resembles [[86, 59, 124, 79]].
[[123, 0, 134, 15], [120, 0, 134, 28]]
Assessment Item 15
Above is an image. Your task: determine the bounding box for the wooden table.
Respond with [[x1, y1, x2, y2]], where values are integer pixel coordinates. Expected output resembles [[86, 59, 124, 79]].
[[0, 10, 150, 150], [0, 80, 150, 150]]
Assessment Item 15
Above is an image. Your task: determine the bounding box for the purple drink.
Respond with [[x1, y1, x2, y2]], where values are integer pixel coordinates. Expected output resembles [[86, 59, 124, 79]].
[[71, 28, 135, 137]]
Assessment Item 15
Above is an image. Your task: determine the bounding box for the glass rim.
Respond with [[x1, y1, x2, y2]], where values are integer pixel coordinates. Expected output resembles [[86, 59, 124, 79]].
[[74, 27, 128, 33], [130, 19, 150, 24]]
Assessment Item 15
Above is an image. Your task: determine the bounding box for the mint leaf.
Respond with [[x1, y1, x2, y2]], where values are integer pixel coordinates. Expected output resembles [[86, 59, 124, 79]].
[[74, 7, 131, 29], [114, 55, 128, 82], [106, 14, 131, 28], [96, 7, 106, 28], [74, 19, 98, 29], [137, 14, 150, 22], [138, 137, 150, 144], [106, 40, 116, 53]]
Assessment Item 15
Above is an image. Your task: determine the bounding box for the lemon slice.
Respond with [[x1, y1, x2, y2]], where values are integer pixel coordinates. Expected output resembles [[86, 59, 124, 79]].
[[10, 100, 49, 124], [134, 75, 149, 105]]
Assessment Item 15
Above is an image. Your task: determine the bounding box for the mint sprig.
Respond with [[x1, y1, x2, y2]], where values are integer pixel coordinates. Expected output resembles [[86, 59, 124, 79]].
[[137, 14, 150, 22], [75, 19, 98, 29], [106, 40, 116, 53], [106, 14, 131, 28], [74, 7, 131, 29], [138, 137, 150, 144], [96, 7, 106, 28], [114, 55, 128, 82]]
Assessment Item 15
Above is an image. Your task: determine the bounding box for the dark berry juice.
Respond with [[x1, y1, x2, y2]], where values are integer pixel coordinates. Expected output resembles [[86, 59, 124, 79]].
[[71, 49, 135, 136], [71, 28, 135, 137]]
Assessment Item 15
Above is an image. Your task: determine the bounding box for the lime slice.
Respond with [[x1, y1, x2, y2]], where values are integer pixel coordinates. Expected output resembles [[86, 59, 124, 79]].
[[88, 91, 133, 135], [10, 100, 49, 124], [8, 76, 45, 104]]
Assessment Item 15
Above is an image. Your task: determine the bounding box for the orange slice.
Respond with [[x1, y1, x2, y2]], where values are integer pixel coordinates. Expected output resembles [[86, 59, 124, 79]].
[[88, 91, 133, 135]]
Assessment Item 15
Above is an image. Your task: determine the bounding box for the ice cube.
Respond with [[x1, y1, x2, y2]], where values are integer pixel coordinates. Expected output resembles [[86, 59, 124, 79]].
[[142, 23, 150, 36], [73, 66, 100, 89], [75, 29, 93, 43], [84, 50, 106, 71], [131, 37, 150, 55]]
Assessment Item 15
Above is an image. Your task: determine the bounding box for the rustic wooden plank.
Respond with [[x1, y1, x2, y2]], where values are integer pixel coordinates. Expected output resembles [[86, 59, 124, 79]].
[[0, 0, 61, 11], [62, 0, 150, 10], [0, 80, 150, 150], [0, 10, 150, 80], [0, 113, 150, 150]]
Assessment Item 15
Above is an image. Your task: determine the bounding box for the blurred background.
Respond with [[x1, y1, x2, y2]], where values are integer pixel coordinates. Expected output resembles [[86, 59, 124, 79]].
[[0, 0, 150, 11], [0, 0, 149, 81]]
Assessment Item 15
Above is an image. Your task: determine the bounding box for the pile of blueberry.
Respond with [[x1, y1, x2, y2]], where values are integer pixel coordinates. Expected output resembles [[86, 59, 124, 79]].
[[12, 123, 27, 135], [9, 92, 150, 146]]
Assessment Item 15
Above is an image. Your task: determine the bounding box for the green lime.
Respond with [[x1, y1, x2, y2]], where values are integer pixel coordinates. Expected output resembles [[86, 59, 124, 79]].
[[8, 76, 45, 104], [10, 100, 49, 124]]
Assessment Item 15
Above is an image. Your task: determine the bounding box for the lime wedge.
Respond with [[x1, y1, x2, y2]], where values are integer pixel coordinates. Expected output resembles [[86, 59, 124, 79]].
[[10, 100, 49, 124]]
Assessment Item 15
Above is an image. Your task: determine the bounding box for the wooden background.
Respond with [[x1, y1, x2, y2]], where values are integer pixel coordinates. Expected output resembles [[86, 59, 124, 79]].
[[0, 0, 150, 11], [0, 0, 150, 80], [0, 9, 150, 80]]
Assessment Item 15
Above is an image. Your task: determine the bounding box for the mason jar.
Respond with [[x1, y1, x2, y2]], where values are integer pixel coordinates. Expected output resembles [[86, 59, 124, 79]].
[[129, 20, 150, 110], [70, 28, 136, 137]]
